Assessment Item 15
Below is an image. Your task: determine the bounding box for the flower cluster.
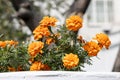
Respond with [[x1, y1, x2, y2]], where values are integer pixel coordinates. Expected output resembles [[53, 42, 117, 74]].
[[33, 16, 57, 40], [0, 15, 111, 72], [28, 15, 111, 71]]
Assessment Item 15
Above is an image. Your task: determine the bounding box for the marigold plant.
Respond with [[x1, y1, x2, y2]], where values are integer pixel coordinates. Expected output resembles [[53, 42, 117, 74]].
[[0, 15, 111, 72]]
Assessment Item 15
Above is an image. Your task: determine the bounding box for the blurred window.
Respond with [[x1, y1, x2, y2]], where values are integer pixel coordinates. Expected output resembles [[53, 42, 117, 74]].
[[96, 1, 104, 22], [87, 0, 113, 24]]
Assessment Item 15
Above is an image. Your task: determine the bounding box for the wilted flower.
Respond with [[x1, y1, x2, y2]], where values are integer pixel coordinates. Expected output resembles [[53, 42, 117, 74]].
[[77, 35, 85, 43]]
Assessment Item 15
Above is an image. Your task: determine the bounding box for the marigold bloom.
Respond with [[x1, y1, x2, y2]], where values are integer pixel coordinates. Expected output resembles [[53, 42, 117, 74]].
[[8, 66, 22, 71], [83, 41, 101, 57], [5, 40, 18, 46], [17, 66, 23, 71], [0, 40, 18, 48], [42, 64, 51, 70], [33, 26, 50, 40], [28, 41, 44, 57], [40, 16, 57, 27], [0, 41, 6, 48], [46, 38, 54, 45], [66, 15, 83, 31], [8, 67, 16, 71], [30, 61, 50, 71], [62, 53, 79, 69], [93, 33, 111, 49], [30, 61, 44, 71]]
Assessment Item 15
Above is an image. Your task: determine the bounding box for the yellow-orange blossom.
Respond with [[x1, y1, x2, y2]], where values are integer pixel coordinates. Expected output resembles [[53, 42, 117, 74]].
[[40, 16, 57, 27], [33, 26, 50, 40], [28, 41, 44, 57], [83, 41, 101, 56], [33, 16, 58, 40], [66, 15, 83, 31], [0, 40, 18, 48], [62, 53, 79, 69], [30, 61, 50, 71], [93, 33, 111, 49], [83, 33, 111, 57]]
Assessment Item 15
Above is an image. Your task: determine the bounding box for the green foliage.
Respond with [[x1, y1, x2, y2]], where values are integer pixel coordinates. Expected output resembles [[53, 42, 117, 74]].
[[0, 42, 30, 72]]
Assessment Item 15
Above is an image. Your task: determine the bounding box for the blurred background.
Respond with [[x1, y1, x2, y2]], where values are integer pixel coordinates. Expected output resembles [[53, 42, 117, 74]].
[[0, 0, 120, 72]]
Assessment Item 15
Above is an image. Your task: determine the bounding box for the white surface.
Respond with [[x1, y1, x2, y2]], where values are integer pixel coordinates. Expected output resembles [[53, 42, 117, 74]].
[[0, 71, 120, 80]]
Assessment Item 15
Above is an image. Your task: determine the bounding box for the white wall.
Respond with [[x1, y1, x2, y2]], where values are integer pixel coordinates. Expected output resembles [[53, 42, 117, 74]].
[[114, 0, 120, 25]]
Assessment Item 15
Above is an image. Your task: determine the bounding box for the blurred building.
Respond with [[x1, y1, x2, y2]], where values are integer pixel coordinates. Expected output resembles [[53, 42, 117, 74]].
[[84, 0, 120, 33], [82, 0, 120, 72]]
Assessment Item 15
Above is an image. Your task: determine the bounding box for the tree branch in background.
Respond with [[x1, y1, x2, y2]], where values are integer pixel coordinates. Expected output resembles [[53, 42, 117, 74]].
[[10, 0, 91, 31], [10, 0, 42, 31], [67, 0, 91, 17]]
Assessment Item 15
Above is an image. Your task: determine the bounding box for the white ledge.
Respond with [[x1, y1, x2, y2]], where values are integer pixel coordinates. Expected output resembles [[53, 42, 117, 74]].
[[0, 71, 120, 80]]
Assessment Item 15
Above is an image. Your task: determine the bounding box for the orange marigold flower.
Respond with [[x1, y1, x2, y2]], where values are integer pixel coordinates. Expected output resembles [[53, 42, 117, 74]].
[[40, 16, 58, 27], [46, 38, 55, 45], [30, 61, 50, 71], [8, 67, 16, 71], [8, 66, 22, 71], [42, 64, 51, 70], [17, 66, 23, 71], [30, 61, 44, 71], [93, 33, 111, 49], [33, 26, 50, 40], [28, 41, 44, 57], [66, 15, 83, 31], [83, 41, 101, 57], [62, 53, 79, 69], [0, 41, 6, 48], [5, 40, 18, 46]]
